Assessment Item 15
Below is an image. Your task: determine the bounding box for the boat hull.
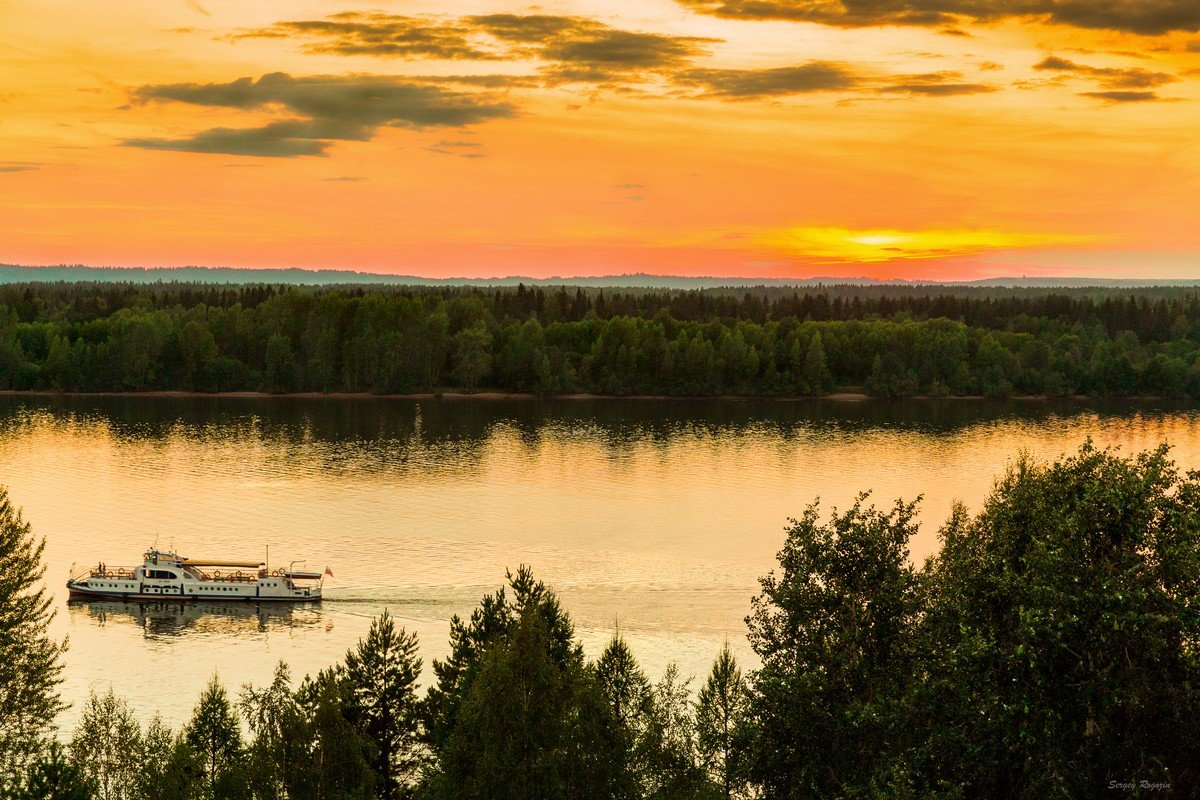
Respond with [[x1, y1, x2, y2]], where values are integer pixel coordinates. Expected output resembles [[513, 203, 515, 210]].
[[66, 580, 321, 602]]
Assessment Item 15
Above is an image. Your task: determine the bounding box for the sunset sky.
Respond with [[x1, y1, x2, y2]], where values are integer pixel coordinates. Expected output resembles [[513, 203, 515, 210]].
[[3, 0, 1199, 280]]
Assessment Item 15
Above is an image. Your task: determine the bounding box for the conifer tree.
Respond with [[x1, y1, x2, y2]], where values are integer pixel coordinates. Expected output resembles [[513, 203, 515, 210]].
[[595, 633, 651, 795], [0, 486, 66, 788], [185, 675, 245, 800], [343, 611, 424, 799], [695, 643, 748, 800], [293, 666, 376, 800], [426, 568, 627, 800], [596, 633, 652, 733]]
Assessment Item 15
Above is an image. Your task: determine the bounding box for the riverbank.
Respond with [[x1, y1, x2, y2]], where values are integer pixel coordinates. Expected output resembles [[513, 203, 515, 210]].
[[0, 389, 1145, 402]]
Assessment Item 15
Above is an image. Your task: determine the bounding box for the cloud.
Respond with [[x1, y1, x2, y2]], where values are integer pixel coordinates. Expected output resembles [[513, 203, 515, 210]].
[[0, 162, 43, 173], [615, 183, 646, 189], [467, 14, 600, 43], [1188, 40, 1200, 52], [239, 13, 492, 60], [323, 175, 366, 181], [240, 13, 715, 87], [673, 0, 1200, 35], [1034, 55, 1177, 88], [1079, 89, 1164, 102], [675, 63, 861, 97], [541, 29, 709, 71], [125, 73, 516, 158], [425, 139, 485, 156], [875, 72, 999, 95]]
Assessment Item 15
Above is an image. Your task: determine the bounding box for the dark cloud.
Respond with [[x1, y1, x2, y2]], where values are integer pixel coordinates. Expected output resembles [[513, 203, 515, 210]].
[[1185, 40, 1200, 52], [239, 13, 491, 60], [541, 30, 710, 71], [615, 183, 646, 189], [1034, 55, 1177, 88], [125, 73, 515, 158], [674, 0, 1200, 35], [0, 162, 43, 173], [675, 62, 860, 97], [467, 14, 600, 43], [875, 72, 999, 95], [1079, 89, 1164, 102], [240, 13, 715, 88]]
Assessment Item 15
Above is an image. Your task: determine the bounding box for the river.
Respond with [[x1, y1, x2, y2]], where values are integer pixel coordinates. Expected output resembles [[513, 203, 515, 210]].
[[1, 394, 1197, 730]]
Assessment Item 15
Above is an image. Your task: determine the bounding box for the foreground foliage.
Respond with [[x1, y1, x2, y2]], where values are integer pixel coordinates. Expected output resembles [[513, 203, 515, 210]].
[[0, 487, 66, 790], [4, 442, 1199, 797]]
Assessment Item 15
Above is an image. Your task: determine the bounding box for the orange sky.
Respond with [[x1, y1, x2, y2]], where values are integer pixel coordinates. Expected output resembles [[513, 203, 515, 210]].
[[2, 0, 1199, 280]]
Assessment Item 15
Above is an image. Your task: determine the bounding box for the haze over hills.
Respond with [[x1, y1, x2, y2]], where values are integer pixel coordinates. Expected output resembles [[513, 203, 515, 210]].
[[3, 264, 1200, 289]]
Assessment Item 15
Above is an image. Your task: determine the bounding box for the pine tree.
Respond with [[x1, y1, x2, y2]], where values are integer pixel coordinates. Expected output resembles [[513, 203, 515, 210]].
[[595, 633, 651, 796], [293, 666, 376, 800], [695, 643, 748, 800], [343, 611, 424, 799], [0, 486, 66, 787], [596, 633, 651, 734], [185, 675, 245, 800], [70, 688, 144, 800], [427, 568, 627, 800]]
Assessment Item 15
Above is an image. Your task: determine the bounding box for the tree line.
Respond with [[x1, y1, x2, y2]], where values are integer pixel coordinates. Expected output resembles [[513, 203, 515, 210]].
[[4, 283, 1200, 397], [5, 441, 1200, 798]]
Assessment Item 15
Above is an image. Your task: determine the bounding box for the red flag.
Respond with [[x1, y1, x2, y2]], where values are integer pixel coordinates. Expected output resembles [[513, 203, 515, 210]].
[[324, 566, 334, 577]]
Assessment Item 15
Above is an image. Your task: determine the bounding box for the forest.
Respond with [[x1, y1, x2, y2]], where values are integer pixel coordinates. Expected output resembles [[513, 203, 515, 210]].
[[3, 282, 1200, 397], [3, 442, 1199, 799]]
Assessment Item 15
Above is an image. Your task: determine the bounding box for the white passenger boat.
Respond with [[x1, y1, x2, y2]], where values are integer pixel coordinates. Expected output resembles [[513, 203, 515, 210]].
[[66, 549, 325, 602]]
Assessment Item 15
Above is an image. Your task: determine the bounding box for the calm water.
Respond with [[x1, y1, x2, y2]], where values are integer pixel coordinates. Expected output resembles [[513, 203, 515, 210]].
[[2, 394, 1198, 731]]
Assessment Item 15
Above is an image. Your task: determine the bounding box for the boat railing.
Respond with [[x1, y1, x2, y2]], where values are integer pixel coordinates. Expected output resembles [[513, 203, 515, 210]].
[[192, 569, 265, 583], [80, 565, 138, 581]]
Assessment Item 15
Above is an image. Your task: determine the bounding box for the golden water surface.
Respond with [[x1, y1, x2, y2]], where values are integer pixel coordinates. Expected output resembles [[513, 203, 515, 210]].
[[2, 395, 1197, 730]]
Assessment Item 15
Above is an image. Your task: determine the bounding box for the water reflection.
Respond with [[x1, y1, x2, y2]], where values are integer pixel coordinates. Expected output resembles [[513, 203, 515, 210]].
[[68, 598, 324, 638], [4, 393, 1200, 727]]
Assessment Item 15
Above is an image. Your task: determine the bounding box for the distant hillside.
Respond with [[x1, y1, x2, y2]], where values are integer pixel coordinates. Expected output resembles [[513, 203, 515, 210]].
[[1, 263, 1198, 289]]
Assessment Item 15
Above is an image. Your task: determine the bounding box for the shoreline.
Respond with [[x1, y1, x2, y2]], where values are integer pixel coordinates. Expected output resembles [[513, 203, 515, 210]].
[[0, 389, 1173, 403]]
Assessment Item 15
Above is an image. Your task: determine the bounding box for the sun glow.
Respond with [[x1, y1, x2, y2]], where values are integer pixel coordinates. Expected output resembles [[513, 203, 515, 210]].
[[763, 227, 1096, 263]]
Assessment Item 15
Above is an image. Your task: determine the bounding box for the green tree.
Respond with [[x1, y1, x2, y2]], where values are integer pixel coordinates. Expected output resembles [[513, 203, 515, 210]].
[[11, 744, 95, 800], [292, 666, 376, 800], [451, 321, 492, 390], [426, 568, 627, 800], [745, 495, 921, 799], [344, 611, 424, 799], [915, 444, 1200, 798], [595, 633, 651, 795], [239, 662, 298, 800], [185, 675, 246, 800], [136, 717, 199, 800], [264, 332, 296, 393], [801, 332, 832, 394], [640, 664, 711, 800], [0, 486, 66, 787], [695, 643, 748, 800], [70, 688, 143, 800]]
